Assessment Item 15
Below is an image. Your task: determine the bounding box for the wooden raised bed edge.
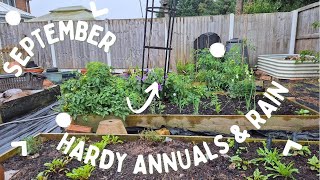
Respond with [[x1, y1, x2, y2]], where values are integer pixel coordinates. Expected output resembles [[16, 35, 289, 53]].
[[125, 98, 320, 134], [0, 86, 61, 123], [0, 133, 319, 163]]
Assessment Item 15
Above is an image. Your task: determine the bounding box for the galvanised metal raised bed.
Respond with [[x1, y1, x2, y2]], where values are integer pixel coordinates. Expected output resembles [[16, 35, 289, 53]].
[[257, 54, 319, 79]]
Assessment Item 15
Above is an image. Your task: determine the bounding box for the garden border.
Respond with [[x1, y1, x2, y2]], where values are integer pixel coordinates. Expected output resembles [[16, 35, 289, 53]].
[[124, 98, 319, 134]]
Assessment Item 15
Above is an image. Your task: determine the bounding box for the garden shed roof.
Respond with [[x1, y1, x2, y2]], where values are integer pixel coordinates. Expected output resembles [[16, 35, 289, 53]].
[[28, 6, 95, 22]]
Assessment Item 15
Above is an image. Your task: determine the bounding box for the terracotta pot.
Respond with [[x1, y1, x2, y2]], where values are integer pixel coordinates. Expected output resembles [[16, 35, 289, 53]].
[[74, 115, 122, 132]]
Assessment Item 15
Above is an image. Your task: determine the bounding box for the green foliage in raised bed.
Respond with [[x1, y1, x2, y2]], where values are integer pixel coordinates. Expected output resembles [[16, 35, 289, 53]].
[[60, 62, 139, 120], [139, 130, 165, 142], [229, 155, 256, 170], [36, 157, 71, 180], [66, 164, 95, 180], [246, 168, 271, 180], [290, 146, 311, 157], [295, 109, 310, 115], [297, 50, 320, 64], [266, 161, 299, 179], [308, 155, 320, 173], [22, 136, 41, 156], [254, 142, 281, 166]]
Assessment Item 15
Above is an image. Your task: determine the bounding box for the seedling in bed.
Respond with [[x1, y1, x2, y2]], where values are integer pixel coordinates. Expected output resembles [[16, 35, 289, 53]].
[[229, 155, 255, 170], [295, 109, 310, 115], [246, 168, 271, 180], [227, 139, 235, 148], [290, 146, 311, 156], [139, 130, 165, 142], [37, 157, 71, 179], [66, 164, 95, 180], [266, 161, 299, 179], [22, 136, 41, 155], [253, 142, 281, 166], [308, 155, 320, 173]]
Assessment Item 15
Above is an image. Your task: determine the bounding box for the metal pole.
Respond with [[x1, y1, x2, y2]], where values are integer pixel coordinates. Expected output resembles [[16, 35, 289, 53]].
[[146, 0, 155, 69], [141, 0, 149, 90]]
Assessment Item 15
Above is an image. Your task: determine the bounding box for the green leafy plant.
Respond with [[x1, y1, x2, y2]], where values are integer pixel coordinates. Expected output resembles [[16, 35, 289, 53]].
[[210, 94, 221, 114], [229, 155, 255, 170], [44, 157, 71, 174], [266, 161, 299, 179], [246, 168, 271, 180], [308, 155, 320, 173], [296, 50, 320, 64], [102, 135, 123, 145], [177, 60, 195, 77], [60, 62, 132, 120], [139, 130, 165, 142], [254, 142, 281, 166], [66, 164, 95, 180], [37, 157, 71, 179], [22, 136, 41, 155], [227, 139, 235, 148], [295, 109, 310, 115], [291, 146, 311, 156], [244, 0, 281, 14]]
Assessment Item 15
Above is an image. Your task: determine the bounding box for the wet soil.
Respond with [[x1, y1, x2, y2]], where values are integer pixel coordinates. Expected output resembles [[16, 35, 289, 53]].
[[265, 79, 319, 112], [2, 139, 319, 180]]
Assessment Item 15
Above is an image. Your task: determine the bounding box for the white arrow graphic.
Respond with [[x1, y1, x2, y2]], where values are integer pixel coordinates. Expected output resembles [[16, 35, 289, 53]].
[[282, 140, 302, 156], [90, 0, 109, 18], [11, 141, 27, 156], [127, 82, 160, 114]]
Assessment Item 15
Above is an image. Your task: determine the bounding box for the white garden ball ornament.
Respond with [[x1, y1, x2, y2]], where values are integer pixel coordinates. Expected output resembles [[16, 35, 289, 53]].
[[55, 113, 72, 128], [209, 43, 226, 58], [5, 11, 21, 26]]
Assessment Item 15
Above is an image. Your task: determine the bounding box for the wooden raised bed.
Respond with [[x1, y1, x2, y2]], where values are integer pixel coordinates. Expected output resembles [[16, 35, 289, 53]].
[[0, 133, 319, 163], [0, 86, 60, 123], [124, 99, 319, 134]]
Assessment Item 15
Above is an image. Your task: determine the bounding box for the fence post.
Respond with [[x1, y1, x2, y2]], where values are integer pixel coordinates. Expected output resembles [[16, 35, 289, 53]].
[[48, 21, 57, 67], [229, 13, 235, 40], [289, 10, 298, 54], [105, 20, 112, 66]]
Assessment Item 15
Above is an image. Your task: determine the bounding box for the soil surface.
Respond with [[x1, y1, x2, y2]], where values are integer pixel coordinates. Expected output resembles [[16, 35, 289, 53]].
[[3, 139, 319, 180], [265, 79, 319, 112], [143, 95, 316, 115]]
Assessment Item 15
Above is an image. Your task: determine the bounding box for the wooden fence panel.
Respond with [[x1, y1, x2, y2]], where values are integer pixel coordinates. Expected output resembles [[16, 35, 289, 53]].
[[0, 22, 52, 68], [0, 4, 317, 69], [234, 12, 292, 67], [295, 3, 319, 53]]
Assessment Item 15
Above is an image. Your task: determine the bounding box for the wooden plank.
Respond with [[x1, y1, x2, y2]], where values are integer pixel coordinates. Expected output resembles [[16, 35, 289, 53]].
[[296, 2, 319, 12]]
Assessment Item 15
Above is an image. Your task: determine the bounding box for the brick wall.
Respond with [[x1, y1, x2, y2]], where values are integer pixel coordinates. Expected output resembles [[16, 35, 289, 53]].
[[15, 0, 30, 13]]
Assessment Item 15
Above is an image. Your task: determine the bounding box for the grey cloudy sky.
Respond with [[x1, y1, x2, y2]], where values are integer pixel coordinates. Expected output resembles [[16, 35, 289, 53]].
[[30, 0, 160, 19]]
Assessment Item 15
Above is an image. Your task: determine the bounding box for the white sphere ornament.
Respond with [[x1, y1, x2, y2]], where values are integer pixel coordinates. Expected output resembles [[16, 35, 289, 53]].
[[55, 113, 72, 128], [209, 43, 226, 58], [5, 11, 21, 26]]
